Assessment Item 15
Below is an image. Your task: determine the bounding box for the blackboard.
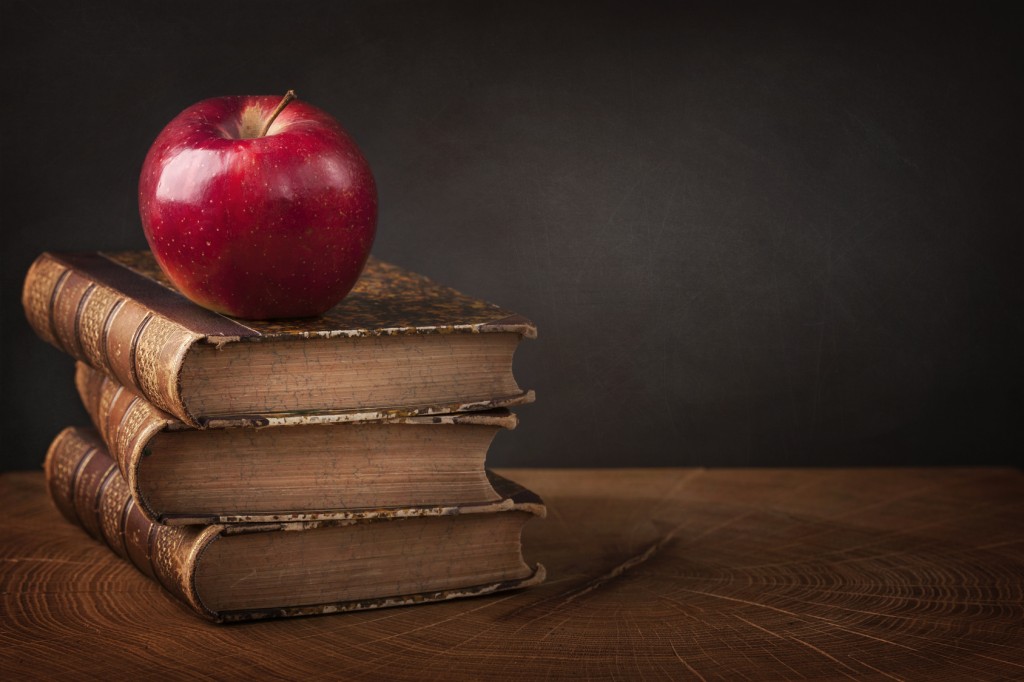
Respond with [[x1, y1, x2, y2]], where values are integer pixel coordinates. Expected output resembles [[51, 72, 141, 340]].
[[1, 1, 1019, 469]]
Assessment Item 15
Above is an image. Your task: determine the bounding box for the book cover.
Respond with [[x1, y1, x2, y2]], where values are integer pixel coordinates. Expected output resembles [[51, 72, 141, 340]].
[[75, 363, 521, 524], [24, 251, 536, 426], [45, 427, 546, 623]]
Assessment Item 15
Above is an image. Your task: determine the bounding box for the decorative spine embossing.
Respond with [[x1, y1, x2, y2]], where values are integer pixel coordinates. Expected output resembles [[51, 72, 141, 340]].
[[98, 465, 133, 559], [44, 428, 210, 618], [44, 429, 91, 527], [22, 256, 65, 347], [127, 313, 154, 390], [46, 428, 125, 541], [22, 253, 202, 424], [80, 284, 123, 374], [74, 363, 173, 518], [133, 315, 196, 418], [53, 271, 95, 359], [103, 385, 125, 447], [72, 452, 117, 541]]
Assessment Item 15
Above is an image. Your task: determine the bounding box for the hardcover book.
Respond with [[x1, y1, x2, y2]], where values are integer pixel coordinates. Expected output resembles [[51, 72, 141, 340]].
[[23, 251, 536, 427], [45, 427, 546, 623], [75, 363, 519, 524]]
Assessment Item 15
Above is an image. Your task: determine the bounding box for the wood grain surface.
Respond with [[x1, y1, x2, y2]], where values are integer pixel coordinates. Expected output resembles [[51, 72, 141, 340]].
[[2, 468, 1022, 680]]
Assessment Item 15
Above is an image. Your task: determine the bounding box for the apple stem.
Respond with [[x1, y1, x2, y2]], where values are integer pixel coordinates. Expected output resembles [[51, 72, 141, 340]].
[[259, 90, 297, 137]]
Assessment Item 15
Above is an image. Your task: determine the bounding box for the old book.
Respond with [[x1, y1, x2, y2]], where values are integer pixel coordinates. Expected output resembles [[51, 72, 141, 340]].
[[75, 362, 518, 524], [45, 427, 545, 623], [23, 251, 535, 427]]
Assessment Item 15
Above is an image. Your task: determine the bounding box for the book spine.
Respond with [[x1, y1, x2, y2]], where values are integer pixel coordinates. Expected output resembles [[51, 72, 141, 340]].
[[74, 363, 174, 521], [23, 253, 202, 425], [44, 427, 217, 620]]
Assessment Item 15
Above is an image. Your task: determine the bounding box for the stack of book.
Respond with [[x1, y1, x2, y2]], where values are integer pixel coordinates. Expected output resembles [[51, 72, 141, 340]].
[[22, 251, 544, 623]]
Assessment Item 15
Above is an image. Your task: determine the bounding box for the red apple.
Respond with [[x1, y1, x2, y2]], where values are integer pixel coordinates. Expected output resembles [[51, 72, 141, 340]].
[[138, 91, 377, 319]]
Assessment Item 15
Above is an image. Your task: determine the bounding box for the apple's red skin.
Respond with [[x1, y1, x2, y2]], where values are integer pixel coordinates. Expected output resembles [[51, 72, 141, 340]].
[[139, 96, 377, 319]]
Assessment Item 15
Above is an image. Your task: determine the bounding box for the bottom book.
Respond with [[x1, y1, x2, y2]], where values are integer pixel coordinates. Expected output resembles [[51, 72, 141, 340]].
[[46, 427, 546, 623]]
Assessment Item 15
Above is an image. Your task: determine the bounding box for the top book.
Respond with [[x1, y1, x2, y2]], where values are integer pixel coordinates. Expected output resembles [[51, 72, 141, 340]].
[[24, 251, 535, 427]]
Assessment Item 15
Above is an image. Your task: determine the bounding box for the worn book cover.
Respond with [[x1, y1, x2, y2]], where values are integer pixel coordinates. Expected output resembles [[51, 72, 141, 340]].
[[45, 427, 546, 623], [75, 362, 520, 524], [24, 251, 535, 426]]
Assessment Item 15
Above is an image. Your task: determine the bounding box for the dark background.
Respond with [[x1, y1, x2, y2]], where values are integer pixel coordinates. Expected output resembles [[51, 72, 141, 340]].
[[1, 1, 1019, 470]]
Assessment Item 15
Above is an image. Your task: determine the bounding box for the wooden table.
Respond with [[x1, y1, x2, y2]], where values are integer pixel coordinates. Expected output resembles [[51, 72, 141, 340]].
[[2, 468, 1022, 680]]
